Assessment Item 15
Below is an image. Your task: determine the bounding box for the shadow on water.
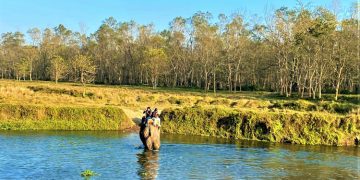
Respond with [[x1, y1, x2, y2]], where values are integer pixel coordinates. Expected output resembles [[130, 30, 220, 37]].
[[137, 150, 159, 180]]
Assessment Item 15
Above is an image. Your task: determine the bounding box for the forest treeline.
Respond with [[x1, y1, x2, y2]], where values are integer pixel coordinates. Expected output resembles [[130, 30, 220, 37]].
[[0, 4, 359, 100]]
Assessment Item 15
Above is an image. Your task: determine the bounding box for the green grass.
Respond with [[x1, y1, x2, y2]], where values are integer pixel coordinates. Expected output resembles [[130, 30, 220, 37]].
[[0, 104, 132, 130], [0, 79, 358, 115], [160, 107, 360, 146], [0, 79, 359, 145]]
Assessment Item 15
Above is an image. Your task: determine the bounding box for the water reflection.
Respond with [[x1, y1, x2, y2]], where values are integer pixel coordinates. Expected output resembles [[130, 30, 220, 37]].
[[137, 150, 159, 180], [0, 131, 358, 179], [162, 133, 360, 157], [0, 130, 128, 139]]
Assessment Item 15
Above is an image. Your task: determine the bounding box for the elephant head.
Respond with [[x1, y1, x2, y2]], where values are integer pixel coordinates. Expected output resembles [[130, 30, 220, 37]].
[[139, 119, 161, 150]]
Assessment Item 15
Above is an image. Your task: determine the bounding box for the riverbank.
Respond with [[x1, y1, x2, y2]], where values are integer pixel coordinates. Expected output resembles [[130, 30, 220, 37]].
[[0, 104, 133, 130], [160, 107, 360, 146], [0, 79, 359, 145]]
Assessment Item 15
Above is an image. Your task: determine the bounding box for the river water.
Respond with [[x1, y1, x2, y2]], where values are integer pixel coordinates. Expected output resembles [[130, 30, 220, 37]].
[[0, 131, 359, 179]]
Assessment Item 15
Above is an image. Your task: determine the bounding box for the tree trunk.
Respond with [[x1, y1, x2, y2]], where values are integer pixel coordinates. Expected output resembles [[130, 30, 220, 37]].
[[238, 74, 241, 92], [228, 64, 232, 92], [213, 71, 216, 93], [234, 73, 238, 93], [81, 71, 84, 84], [29, 61, 32, 81], [173, 72, 177, 88], [335, 83, 340, 101], [204, 69, 208, 92], [82, 83, 86, 97], [318, 83, 322, 99]]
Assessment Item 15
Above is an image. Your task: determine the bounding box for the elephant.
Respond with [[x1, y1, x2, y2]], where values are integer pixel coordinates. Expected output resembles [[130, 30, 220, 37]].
[[139, 118, 161, 150]]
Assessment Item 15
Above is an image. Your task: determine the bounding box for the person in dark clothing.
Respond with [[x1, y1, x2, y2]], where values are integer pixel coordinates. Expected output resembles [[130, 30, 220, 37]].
[[141, 116, 147, 126], [151, 108, 158, 118], [142, 107, 152, 126], [143, 107, 152, 118]]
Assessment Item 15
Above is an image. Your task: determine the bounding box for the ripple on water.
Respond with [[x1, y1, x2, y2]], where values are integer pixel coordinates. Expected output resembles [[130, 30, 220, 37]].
[[0, 131, 359, 179]]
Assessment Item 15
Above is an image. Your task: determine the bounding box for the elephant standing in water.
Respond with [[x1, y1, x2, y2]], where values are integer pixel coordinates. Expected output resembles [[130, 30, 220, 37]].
[[139, 119, 161, 150]]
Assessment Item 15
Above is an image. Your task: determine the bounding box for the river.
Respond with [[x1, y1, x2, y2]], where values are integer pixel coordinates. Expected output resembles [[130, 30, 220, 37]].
[[0, 131, 359, 179]]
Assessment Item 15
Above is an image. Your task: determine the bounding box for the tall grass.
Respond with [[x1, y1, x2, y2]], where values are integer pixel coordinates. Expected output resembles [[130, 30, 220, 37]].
[[160, 107, 360, 146], [0, 80, 358, 115], [0, 104, 132, 130], [0, 79, 358, 137]]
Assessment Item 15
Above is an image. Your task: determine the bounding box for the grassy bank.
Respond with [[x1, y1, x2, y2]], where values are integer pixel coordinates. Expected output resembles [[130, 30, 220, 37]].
[[0, 80, 358, 115], [0, 79, 359, 145], [0, 104, 132, 130], [160, 107, 360, 146]]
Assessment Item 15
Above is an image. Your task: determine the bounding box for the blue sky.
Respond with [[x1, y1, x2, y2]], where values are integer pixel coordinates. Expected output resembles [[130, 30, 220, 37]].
[[0, 0, 355, 37]]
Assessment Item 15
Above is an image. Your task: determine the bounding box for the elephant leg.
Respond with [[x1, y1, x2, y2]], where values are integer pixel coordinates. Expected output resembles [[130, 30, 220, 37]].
[[153, 139, 160, 150], [151, 126, 161, 150], [140, 126, 151, 148], [146, 137, 153, 150]]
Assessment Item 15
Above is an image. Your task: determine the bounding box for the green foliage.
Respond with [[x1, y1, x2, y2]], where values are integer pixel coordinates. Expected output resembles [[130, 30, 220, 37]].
[[0, 104, 132, 130], [210, 99, 230, 106], [81, 169, 98, 177], [167, 97, 183, 105], [136, 95, 155, 102], [49, 55, 68, 83], [27, 85, 98, 98], [160, 107, 360, 146], [1, 3, 358, 100], [268, 99, 358, 114]]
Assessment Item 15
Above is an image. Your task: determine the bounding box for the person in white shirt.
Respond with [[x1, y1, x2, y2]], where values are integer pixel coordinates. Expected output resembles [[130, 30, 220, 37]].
[[153, 114, 161, 128]]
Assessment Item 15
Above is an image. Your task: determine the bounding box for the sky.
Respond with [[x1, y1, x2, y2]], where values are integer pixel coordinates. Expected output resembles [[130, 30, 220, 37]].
[[0, 0, 356, 39]]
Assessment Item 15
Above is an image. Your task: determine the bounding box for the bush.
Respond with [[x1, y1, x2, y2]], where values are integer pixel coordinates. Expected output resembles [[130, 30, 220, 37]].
[[210, 99, 230, 106], [160, 107, 360, 146], [240, 84, 261, 91], [320, 101, 357, 114], [0, 104, 132, 130], [27, 86, 97, 98], [167, 97, 183, 105], [136, 95, 155, 102]]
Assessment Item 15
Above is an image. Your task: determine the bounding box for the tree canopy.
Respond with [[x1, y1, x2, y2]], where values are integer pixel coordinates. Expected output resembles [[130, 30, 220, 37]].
[[0, 4, 358, 99]]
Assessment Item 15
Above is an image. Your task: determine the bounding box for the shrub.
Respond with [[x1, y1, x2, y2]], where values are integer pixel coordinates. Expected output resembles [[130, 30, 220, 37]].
[[160, 107, 360, 146], [27, 86, 97, 98], [210, 99, 230, 106], [321, 101, 357, 114], [0, 104, 132, 130], [167, 97, 183, 105], [136, 95, 155, 102], [81, 169, 98, 177]]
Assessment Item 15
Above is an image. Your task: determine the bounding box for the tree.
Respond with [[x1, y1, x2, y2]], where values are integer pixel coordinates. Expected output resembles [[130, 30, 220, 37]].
[[49, 55, 67, 83], [144, 48, 168, 89], [223, 14, 249, 92], [73, 54, 96, 96], [0, 32, 25, 79], [27, 28, 41, 46], [168, 17, 187, 87], [0, 4, 357, 98]]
